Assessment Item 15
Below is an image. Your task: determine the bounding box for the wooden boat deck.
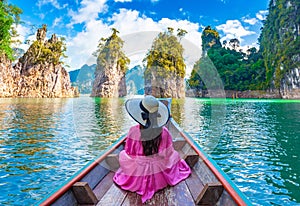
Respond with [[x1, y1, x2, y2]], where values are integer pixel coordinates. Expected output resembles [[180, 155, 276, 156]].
[[40, 111, 251, 206], [70, 137, 237, 206]]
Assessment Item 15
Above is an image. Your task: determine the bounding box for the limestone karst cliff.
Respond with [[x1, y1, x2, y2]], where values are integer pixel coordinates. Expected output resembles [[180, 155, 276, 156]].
[[0, 25, 78, 98], [260, 0, 300, 99], [91, 29, 129, 97], [144, 29, 186, 98]]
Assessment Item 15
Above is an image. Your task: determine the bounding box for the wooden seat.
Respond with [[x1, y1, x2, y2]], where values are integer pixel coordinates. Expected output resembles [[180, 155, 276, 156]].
[[185, 168, 224, 206], [196, 182, 224, 205], [72, 182, 98, 205]]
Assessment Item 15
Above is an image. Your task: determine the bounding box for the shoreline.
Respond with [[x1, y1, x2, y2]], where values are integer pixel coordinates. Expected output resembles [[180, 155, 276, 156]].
[[186, 89, 300, 100]]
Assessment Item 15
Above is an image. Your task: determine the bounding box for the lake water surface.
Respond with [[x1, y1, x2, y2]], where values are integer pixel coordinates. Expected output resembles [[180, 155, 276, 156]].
[[0, 97, 299, 205]]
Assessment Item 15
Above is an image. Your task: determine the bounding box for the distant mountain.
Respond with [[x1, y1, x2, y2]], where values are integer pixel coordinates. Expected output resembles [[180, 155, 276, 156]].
[[69, 64, 96, 94], [126, 65, 145, 95], [69, 64, 145, 95]]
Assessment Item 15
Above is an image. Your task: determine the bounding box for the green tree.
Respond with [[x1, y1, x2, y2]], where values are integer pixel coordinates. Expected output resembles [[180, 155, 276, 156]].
[[94, 28, 129, 73], [144, 28, 186, 78], [259, 0, 300, 89], [189, 25, 267, 92], [19, 25, 68, 66], [143, 27, 187, 97], [201, 26, 222, 54], [0, 0, 22, 60]]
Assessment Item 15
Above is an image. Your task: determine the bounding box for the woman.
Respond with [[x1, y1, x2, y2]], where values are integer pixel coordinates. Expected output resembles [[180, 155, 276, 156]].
[[113, 95, 191, 203]]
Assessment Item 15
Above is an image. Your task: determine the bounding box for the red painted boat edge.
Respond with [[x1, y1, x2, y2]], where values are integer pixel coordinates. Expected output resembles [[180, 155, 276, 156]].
[[179, 129, 248, 206], [39, 135, 126, 206]]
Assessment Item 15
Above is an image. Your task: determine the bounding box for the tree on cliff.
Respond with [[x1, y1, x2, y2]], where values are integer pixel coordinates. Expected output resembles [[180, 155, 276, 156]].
[[188, 26, 267, 93], [0, 0, 22, 60], [201, 26, 222, 55], [19, 24, 68, 66], [91, 28, 130, 97], [143, 27, 186, 98], [259, 0, 300, 90]]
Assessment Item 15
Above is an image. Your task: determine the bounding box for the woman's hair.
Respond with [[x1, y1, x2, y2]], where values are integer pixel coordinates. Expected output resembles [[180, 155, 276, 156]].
[[140, 125, 162, 156]]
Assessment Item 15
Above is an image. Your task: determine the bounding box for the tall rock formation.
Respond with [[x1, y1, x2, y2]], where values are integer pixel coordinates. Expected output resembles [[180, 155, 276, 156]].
[[91, 29, 129, 97], [0, 56, 15, 97], [260, 0, 300, 99], [0, 25, 78, 98], [144, 28, 186, 98]]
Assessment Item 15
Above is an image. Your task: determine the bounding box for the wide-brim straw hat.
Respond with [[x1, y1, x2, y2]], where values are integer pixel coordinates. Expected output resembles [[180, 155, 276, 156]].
[[125, 95, 170, 128]]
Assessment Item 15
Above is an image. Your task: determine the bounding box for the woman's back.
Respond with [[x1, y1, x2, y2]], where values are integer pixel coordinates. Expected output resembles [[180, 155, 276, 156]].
[[113, 95, 191, 203]]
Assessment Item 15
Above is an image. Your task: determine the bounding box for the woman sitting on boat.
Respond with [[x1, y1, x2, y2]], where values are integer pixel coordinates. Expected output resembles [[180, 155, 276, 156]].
[[113, 95, 191, 203]]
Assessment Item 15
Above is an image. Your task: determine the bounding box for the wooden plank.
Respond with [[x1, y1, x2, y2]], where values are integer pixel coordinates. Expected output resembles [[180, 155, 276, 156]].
[[184, 154, 199, 168], [122, 181, 195, 206], [96, 183, 127, 206], [93, 172, 115, 201], [80, 164, 110, 189], [51, 190, 77, 206], [72, 182, 98, 205], [168, 180, 195, 206], [173, 138, 186, 151], [196, 183, 224, 206], [178, 143, 198, 168], [193, 161, 219, 184], [216, 190, 237, 206], [185, 169, 205, 202], [181, 143, 197, 157], [121, 192, 143, 206]]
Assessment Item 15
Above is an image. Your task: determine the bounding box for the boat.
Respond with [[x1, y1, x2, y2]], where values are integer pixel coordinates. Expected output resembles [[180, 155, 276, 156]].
[[39, 99, 252, 206]]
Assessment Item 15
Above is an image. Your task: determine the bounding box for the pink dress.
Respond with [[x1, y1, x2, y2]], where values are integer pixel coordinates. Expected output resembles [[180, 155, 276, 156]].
[[113, 125, 191, 203]]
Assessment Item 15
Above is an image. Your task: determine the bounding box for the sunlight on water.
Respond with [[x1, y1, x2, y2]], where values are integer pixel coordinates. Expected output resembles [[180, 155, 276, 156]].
[[0, 97, 299, 205]]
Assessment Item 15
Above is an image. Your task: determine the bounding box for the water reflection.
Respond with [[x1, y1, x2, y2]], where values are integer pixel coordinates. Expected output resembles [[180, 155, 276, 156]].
[[171, 98, 226, 153], [210, 100, 300, 206], [0, 98, 72, 204], [0, 97, 299, 206]]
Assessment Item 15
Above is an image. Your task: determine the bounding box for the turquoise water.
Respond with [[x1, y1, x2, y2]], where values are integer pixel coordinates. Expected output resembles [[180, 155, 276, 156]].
[[0, 97, 299, 205]]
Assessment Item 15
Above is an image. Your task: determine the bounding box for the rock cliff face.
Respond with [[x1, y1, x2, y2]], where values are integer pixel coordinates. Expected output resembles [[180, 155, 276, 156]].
[[91, 62, 126, 97], [145, 70, 185, 98], [281, 67, 300, 99], [0, 26, 78, 98], [260, 0, 300, 99], [91, 29, 128, 98], [0, 56, 15, 97], [278, 1, 300, 99]]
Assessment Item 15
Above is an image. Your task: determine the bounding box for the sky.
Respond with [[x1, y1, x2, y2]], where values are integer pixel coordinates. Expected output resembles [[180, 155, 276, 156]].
[[8, 0, 270, 75]]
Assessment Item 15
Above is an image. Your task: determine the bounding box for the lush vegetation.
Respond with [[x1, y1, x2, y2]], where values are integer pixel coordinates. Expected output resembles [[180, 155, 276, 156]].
[[94, 28, 130, 73], [0, 0, 22, 60], [19, 25, 67, 66], [2, 0, 299, 94], [259, 0, 300, 89], [144, 27, 187, 79], [189, 0, 299, 92], [188, 26, 266, 91]]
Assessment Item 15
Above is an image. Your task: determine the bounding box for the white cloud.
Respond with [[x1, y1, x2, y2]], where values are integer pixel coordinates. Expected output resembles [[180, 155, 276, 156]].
[[68, 0, 108, 26], [114, 0, 132, 2], [65, 19, 111, 69], [216, 20, 256, 44], [11, 24, 33, 51], [256, 10, 268, 21], [66, 8, 202, 76], [37, 0, 67, 10], [52, 17, 63, 27], [242, 17, 258, 25]]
